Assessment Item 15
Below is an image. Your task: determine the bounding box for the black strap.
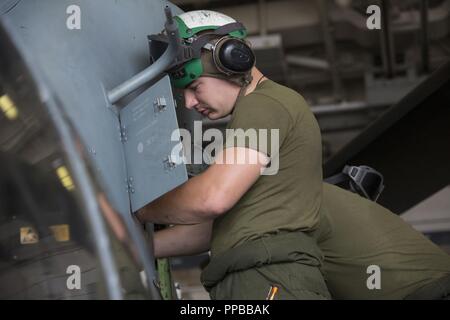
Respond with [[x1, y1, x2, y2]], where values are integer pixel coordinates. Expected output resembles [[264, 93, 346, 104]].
[[323, 172, 349, 185], [189, 22, 246, 57]]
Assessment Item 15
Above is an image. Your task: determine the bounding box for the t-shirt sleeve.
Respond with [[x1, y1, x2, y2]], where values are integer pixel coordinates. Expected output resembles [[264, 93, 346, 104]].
[[224, 93, 293, 157]]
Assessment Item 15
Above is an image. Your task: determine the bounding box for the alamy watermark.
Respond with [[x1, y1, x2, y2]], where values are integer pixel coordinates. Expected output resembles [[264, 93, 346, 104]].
[[366, 265, 381, 290], [66, 265, 81, 290], [366, 5, 381, 30], [170, 121, 280, 175], [66, 5, 81, 30]]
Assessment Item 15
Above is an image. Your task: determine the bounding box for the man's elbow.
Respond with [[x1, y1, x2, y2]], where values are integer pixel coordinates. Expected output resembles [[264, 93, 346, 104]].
[[203, 193, 232, 219]]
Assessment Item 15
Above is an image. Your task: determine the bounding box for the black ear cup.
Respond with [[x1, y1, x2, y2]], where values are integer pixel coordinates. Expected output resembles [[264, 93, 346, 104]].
[[213, 37, 255, 74]]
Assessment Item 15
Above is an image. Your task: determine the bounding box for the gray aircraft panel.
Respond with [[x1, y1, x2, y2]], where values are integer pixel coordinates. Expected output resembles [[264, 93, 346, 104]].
[[120, 75, 187, 212], [1, 0, 184, 216]]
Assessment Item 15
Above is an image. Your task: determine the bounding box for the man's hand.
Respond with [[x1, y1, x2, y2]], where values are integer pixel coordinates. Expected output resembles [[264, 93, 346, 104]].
[[136, 147, 269, 225]]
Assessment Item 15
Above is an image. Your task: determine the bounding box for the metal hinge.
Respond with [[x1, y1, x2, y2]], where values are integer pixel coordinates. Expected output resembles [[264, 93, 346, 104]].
[[163, 155, 177, 171], [119, 124, 128, 143], [125, 177, 135, 194], [154, 97, 167, 113]]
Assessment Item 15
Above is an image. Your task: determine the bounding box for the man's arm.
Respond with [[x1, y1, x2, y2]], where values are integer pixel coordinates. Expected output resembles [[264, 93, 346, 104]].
[[136, 147, 269, 225], [153, 221, 213, 258]]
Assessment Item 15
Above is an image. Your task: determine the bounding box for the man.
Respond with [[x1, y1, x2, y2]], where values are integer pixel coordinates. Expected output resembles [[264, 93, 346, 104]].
[[137, 10, 450, 299]]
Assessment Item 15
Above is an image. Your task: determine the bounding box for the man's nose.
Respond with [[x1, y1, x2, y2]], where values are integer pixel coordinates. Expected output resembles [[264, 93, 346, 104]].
[[184, 90, 198, 110]]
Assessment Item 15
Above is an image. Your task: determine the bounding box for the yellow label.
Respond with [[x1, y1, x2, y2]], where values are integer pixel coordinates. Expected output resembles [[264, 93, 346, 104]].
[[56, 166, 69, 178], [56, 166, 75, 191], [20, 227, 39, 244], [49, 224, 70, 242], [0, 95, 19, 120]]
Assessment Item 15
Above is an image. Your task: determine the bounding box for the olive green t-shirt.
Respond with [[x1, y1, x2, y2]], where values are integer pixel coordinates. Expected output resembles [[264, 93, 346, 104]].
[[210, 80, 325, 257], [317, 183, 450, 299]]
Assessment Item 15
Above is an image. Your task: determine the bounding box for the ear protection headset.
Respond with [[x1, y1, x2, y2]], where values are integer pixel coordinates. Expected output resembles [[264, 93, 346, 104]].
[[204, 36, 255, 76], [149, 22, 255, 88]]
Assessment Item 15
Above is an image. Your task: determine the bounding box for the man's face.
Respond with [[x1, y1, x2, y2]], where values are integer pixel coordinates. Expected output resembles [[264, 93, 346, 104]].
[[183, 76, 240, 120]]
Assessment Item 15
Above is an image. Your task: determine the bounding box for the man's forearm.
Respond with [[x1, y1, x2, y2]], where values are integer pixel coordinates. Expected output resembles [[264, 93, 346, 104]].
[[137, 148, 266, 225], [137, 190, 206, 225], [153, 222, 212, 258], [137, 172, 219, 225]]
